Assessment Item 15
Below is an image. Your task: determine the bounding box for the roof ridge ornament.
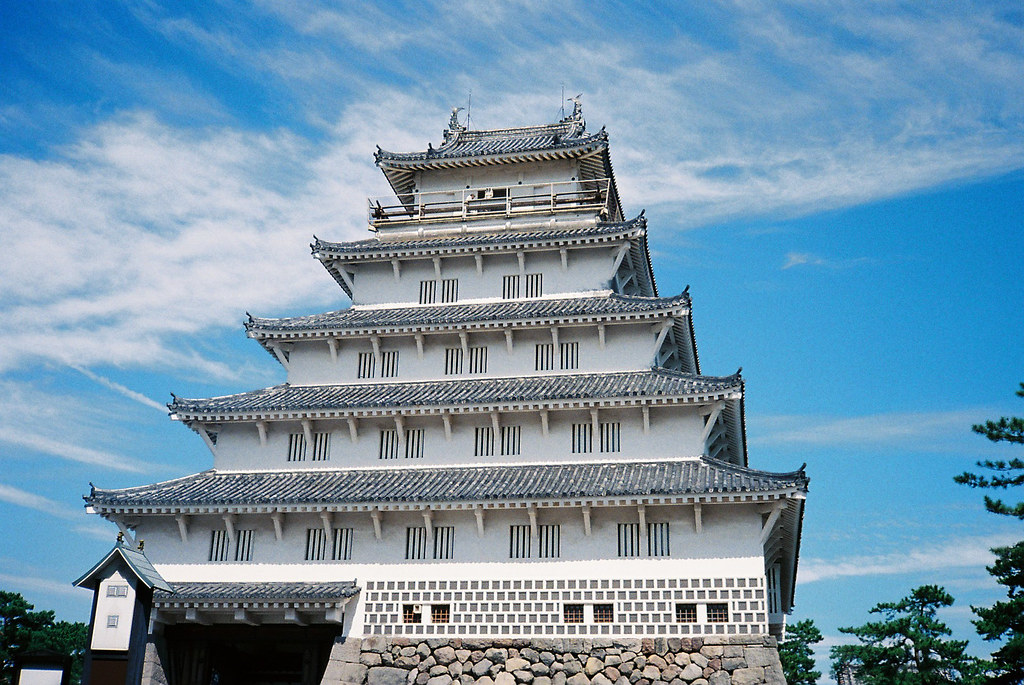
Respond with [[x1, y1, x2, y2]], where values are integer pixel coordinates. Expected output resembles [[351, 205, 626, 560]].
[[444, 106, 467, 143], [562, 93, 585, 127]]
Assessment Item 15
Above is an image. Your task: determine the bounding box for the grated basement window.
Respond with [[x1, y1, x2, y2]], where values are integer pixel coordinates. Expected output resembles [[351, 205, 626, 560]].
[[431, 604, 451, 624], [474, 426, 495, 457], [525, 272, 543, 298], [707, 603, 729, 623], [287, 432, 306, 462], [357, 351, 376, 379], [509, 524, 531, 559], [419, 280, 437, 304], [675, 603, 697, 623], [559, 341, 579, 370], [403, 604, 422, 624], [502, 274, 520, 299], [209, 529, 229, 562], [563, 604, 584, 623], [535, 343, 554, 371], [594, 604, 614, 623], [500, 425, 521, 456], [381, 350, 399, 378], [617, 523, 641, 558], [235, 529, 255, 562]]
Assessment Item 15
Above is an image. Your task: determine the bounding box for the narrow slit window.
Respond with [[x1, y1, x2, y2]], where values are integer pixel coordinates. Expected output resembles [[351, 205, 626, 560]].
[[535, 343, 554, 371], [441, 278, 459, 303], [617, 522, 641, 558], [468, 346, 488, 374], [525, 272, 543, 298], [305, 528, 327, 561], [379, 429, 400, 460], [474, 426, 495, 457], [311, 432, 330, 461], [209, 529, 229, 562], [444, 347, 463, 375], [357, 351, 376, 379], [381, 350, 399, 378], [600, 421, 621, 453], [419, 280, 437, 304], [509, 524, 531, 559], [538, 524, 560, 558], [404, 428, 425, 459], [571, 422, 593, 453], [287, 432, 306, 462], [502, 274, 520, 299], [433, 526, 455, 560], [405, 526, 428, 559], [235, 529, 255, 562], [333, 527, 354, 561], [647, 522, 670, 557], [559, 341, 579, 370], [500, 425, 521, 456]]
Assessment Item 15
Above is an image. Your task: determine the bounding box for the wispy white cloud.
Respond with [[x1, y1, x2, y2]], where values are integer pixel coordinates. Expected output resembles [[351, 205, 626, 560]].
[[69, 365, 165, 412], [0, 572, 83, 599], [781, 252, 871, 270], [801, 533, 1018, 583], [0, 427, 146, 473], [0, 482, 80, 520]]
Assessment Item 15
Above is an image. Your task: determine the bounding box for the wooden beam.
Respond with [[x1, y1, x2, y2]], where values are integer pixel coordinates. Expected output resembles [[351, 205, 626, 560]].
[[693, 503, 703, 534], [327, 338, 339, 363], [517, 250, 526, 274], [223, 514, 237, 545], [175, 514, 189, 543], [370, 335, 381, 363], [528, 504, 538, 538], [539, 410, 549, 437], [560, 248, 568, 271], [611, 243, 630, 272], [284, 608, 307, 626], [701, 402, 725, 445], [320, 510, 333, 540], [491, 412, 500, 435], [459, 332, 469, 357], [597, 323, 606, 349], [336, 266, 355, 293], [442, 412, 453, 441], [475, 254, 483, 275], [415, 334, 424, 359], [302, 419, 314, 449], [550, 326, 559, 348], [582, 506, 592, 537], [590, 408, 600, 436], [235, 608, 261, 626], [422, 509, 433, 539], [113, 519, 136, 547], [391, 259, 401, 281], [475, 505, 485, 537], [325, 606, 345, 624], [760, 503, 785, 545], [347, 417, 359, 443], [271, 512, 284, 541], [504, 329, 514, 354], [433, 257, 442, 279], [642, 406, 650, 434], [195, 423, 217, 455], [256, 421, 268, 447], [653, 320, 672, 351], [394, 415, 405, 449], [370, 508, 382, 540], [269, 342, 290, 370], [185, 608, 212, 626], [637, 504, 646, 531]]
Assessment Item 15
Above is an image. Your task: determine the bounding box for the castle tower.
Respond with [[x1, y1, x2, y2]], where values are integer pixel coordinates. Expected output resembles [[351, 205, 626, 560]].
[[83, 105, 806, 685]]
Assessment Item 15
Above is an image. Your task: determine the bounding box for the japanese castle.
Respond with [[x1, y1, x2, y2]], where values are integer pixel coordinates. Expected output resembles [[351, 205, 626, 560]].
[[81, 103, 807, 684]]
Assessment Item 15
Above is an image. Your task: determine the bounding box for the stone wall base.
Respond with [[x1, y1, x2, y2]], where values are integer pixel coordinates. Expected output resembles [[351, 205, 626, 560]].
[[321, 637, 786, 685]]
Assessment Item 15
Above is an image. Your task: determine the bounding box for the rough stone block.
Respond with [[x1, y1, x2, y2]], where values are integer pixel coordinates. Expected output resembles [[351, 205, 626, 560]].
[[368, 666, 409, 685], [661, 664, 680, 681], [728, 668, 763, 685], [472, 659, 495, 677], [448, 663, 463, 678], [614, 677, 630, 685], [401, 647, 418, 657], [506, 658, 530, 672], [471, 652, 486, 664], [415, 672, 429, 685], [613, 640, 643, 652], [603, 667, 621, 681], [552, 671, 567, 685], [673, 654, 691, 668], [361, 653, 384, 667], [417, 644, 432, 659], [421, 657, 437, 671], [618, 662, 633, 675], [722, 647, 743, 659], [540, 652, 557, 666], [456, 651, 471, 663], [641, 666, 661, 680], [522, 648, 541, 663], [567, 673, 591, 685], [690, 680, 709, 685], [495, 673, 516, 685], [690, 654, 708, 670], [698, 647, 722, 659], [585, 658, 605, 677], [486, 649, 509, 664], [459, 677, 473, 685], [426, 676, 453, 685], [563, 660, 583, 676], [396, 656, 421, 669], [534, 677, 552, 685], [532, 639, 563, 652], [514, 670, 535, 683], [435, 647, 457, 665], [430, 666, 449, 677], [475, 677, 494, 685], [634, 657, 647, 669], [666, 639, 682, 653], [591, 674, 613, 685], [708, 673, 731, 685], [604, 655, 622, 667], [740, 648, 773, 669], [531, 663, 551, 676], [721, 659, 745, 672], [679, 664, 703, 681], [427, 639, 450, 649], [332, 662, 368, 684], [647, 655, 667, 670]]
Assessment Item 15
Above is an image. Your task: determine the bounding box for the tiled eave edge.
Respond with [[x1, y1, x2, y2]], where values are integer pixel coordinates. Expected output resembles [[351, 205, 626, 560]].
[[245, 303, 691, 342], [91, 488, 807, 518], [313, 225, 644, 263], [376, 139, 607, 170], [169, 387, 744, 424]]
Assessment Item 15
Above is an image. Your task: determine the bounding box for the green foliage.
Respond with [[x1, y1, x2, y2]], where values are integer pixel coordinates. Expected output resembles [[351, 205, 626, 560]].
[[0, 590, 86, 685], [973, 541, 1024, 684], [954, 382, 1024, 519], [830, 585, 988, 684], [779, 618, 822, 684]]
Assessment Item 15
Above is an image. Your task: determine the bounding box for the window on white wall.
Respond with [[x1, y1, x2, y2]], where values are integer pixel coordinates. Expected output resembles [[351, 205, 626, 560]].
[[381, 350, 400, 378], [431, 605, 451, 624], [441, 278, 459, 303], [419, 280, 437, 304], [333, 527, 354, 561], [502, 275, 520, 299], [209, 529, 229, 562], [559, 341, 579, 370], [433, 526, 455, 559], [235, 529, 255, 562], [357, 351, 376, 379], [287, 432, 306, 462], [311, 432, 330, 461], [599, 421, 621, 453], [468, 346, 488, 374], [647, 522, 670, 557], [563, 604, 584, 623], [571, 423, 593, 453], [474, 426, 494, 457], [535, 343, 554, 371], [500, 425, 521, 455], [305, 528, 328, 561], [106, 585, 128, 598], [405, 428, 425, 459], [675, 603, 698, 623], [707, 603, 729, 623], [379, 429, 400, 459], [405, 527, 428, 560], [106, 615, 119, 628], [538, 524, 561, 558], [525, 273, 543, 298], [444, 347, 464, 375], [509, 524, 531, 559], [617, 522, 641, 557]]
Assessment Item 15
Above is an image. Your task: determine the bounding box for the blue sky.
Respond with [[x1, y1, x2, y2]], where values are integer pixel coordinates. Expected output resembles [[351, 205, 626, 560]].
[[1, 1, 1022, 678]]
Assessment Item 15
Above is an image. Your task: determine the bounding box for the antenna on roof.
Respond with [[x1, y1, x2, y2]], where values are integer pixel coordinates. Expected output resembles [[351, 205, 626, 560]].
[[560, 83, 565, 119], [466, 90, 472, 130]]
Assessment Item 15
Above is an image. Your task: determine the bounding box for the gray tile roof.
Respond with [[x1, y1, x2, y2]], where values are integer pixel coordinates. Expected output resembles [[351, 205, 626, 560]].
[[155, 581, 359, 603], [313, 216, 645, 259], [167, 368, 741, 420], [375, 121, 604, 165], [87, 458, 809, 511], [245, 292, 690, 337], [74, 542, 173, 593]]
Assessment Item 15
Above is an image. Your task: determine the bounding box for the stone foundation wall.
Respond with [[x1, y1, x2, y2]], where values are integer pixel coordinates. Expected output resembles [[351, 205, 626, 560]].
[[321, 637, 786, 685]]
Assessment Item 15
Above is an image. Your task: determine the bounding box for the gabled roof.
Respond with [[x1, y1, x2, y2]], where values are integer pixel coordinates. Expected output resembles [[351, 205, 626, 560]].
[[245, 292, 691, 341], [167, 368, 742, 421], [154, 581, 359, 604], [73, 541, 173, 593], [86, 457, 809, 512]]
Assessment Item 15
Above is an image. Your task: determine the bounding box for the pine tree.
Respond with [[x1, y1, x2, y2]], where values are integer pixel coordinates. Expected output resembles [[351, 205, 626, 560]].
[[954, 382, 1024, 519], [779, 618, 822, 684]]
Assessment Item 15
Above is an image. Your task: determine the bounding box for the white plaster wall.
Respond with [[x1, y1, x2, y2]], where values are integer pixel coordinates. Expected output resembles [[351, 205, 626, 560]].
[[284, 320, 663, 386], [414, 159, 579, 194], [211, 404, 707, 471], [349, 248, 619, 306], [90, 569, 136, 651]]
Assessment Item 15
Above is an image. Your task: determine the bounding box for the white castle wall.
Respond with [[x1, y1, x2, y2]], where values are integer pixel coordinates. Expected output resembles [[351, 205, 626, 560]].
[[415, 158, 578, 194]]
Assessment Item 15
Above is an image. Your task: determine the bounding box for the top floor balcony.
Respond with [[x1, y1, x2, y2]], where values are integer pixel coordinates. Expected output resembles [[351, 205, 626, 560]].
[[368, 178, 614, 229]]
